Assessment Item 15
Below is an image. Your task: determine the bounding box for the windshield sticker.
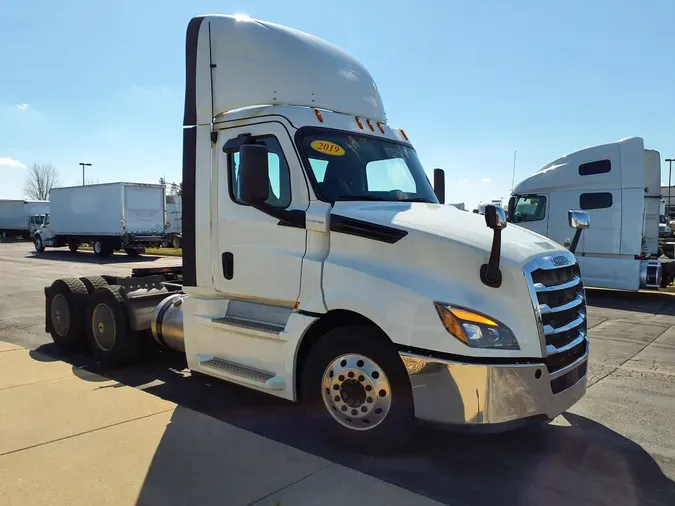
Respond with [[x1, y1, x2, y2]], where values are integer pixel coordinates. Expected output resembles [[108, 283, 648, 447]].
[[310, 140, 345, 156]]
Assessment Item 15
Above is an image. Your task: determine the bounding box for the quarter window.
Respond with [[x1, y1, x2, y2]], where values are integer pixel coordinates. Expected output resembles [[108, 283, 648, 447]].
[[580, 192, 613, 210], [229, 137, 291, 208], [579, 159, 611, 176]]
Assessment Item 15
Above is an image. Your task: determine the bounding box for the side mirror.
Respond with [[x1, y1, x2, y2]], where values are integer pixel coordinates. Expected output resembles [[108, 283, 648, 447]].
[[567, 209, 590, 254], [238, 144, 269, 205], [484, 204, 507, 230], [481, 204, 507, 288], [433, 168, 445, 204], [568, 210, 590, 230], [506, 196, 516, 222]]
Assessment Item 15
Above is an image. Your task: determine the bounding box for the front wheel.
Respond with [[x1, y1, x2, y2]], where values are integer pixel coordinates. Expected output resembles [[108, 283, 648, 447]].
[[34, 235, 45, 252], [300, 325, 414, 450], [68, 241, 79, 253]]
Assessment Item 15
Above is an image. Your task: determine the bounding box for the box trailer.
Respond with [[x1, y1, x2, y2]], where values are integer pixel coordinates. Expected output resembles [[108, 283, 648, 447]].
[[34, 182, 166, 256], [164, 194, 182, 248], [0, 200, 49, 238]]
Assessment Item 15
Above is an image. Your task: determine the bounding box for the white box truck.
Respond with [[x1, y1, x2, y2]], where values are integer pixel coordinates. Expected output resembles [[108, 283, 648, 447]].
[[34, 182, 166, 256], [164, 194, 182, 248], [42, 14, 591, 448], [509, 137, 674, 290], [0, 200, 49, 238]]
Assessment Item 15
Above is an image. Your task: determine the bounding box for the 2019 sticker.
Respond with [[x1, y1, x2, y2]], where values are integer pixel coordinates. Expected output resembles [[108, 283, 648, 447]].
[[310, 140, 345, 156]]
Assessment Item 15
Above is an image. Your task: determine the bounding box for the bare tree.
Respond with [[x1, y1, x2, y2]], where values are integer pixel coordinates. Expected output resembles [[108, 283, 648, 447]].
[[23, 163, 61, 200]]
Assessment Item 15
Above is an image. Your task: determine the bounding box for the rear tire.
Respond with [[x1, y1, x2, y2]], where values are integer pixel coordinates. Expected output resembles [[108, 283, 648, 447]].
[[300, 325, 414, 451], [124, 247, 141, 257], [78, 276, 110, 295], [46, 278, 89, 351], [93, 240, 106, 256], [172, 236, 182, 249], [87, 285, 141, 366], [68, 242, 79, 253]]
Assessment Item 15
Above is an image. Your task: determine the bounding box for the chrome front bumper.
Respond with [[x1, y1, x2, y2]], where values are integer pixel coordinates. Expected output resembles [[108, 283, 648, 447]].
[[399, 342, 588, 427]]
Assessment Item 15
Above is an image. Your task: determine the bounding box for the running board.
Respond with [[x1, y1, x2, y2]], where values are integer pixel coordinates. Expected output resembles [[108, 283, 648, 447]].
[[199, 357, 285, 390], [211, 316, 285, 334]]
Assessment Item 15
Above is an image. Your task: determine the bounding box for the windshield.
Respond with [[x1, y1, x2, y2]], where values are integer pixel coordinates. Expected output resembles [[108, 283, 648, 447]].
[[297, 129, 438, 203]]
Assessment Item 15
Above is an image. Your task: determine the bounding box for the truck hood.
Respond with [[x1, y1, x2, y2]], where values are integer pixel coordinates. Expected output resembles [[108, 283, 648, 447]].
[[331, 202, 565, 265]]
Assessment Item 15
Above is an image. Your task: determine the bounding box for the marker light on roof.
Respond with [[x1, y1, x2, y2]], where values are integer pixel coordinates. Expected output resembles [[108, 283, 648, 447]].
[[314, 109, 324, 122], [355, 117, 364, 129], [377, 122, 385, 134], [366, 119, 374, 132], [400, 129, 409, 141]]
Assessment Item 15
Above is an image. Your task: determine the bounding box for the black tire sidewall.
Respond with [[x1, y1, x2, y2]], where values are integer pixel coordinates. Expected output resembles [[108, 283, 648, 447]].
[[300, 325, 414, 450], [47, 278, 88, 351], [87, 287, 140, 366]]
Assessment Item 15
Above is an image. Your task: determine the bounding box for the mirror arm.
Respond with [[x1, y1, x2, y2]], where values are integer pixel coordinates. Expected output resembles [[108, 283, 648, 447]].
[[568, 229, 583, 254], [480, 229, 503, 288]]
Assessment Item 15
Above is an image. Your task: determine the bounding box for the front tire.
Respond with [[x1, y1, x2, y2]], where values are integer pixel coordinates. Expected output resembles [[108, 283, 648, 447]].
[[87, 286, 141, 366], [93, 240, 105, 256], [300, 325, 414, 450], [34, 235, 45, 252], [124, 247, 141, 257], [68, 241, 79, 253], [172, 236, 182, 249]]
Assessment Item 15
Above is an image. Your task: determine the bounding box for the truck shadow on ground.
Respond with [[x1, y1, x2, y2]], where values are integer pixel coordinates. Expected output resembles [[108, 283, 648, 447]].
[[30, 343, 675, 506], [26, 250, 165, 264], [585, 288, 675, 316]]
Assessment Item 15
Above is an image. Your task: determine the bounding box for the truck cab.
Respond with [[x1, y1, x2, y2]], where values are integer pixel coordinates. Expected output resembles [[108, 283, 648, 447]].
[[43, 14, 591, 446], [509, 137, 662, 290]]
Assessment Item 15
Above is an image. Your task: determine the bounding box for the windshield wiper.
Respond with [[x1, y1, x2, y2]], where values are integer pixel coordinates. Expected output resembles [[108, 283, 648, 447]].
[[334, 195, 386, 201], [398, 197, 433, 202]]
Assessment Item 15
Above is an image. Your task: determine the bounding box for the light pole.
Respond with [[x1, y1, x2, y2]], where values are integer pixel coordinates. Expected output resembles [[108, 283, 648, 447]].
[[667, 159, 674, 218], [79, 162, 92, 186]]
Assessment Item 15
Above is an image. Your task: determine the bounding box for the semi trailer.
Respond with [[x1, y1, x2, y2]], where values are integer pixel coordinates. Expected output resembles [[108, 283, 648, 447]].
[[0, 200, 49, 238], [34, 182, 166, 256], [43, 14, 591, 446]]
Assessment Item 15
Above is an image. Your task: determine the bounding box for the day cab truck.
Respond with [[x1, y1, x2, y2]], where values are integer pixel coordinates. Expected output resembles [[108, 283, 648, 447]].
[[43, 14, 591, 446], [0, 199, 49, 239], [34, 182, 166, 256], [509, 137, 675, 290]]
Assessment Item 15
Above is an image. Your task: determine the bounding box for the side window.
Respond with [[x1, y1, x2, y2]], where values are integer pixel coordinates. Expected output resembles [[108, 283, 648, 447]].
[[580, 192, 612, 210], [579, 159, 611, 176], [229, 137, 291, 208], [513, 195, 547, 222], [308, 159, 328, 183], [366, 158, 416, 192]]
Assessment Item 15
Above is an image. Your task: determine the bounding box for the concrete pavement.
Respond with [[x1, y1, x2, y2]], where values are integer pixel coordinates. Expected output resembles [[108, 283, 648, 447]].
[[0, 344, 442, 506]]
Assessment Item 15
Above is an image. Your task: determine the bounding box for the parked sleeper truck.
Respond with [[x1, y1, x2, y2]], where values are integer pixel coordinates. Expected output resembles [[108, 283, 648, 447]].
[[43, 14, 591, 446]]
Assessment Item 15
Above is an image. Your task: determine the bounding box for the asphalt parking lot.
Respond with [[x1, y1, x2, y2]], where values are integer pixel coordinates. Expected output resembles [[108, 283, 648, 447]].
[[1, 241, 674, 506]]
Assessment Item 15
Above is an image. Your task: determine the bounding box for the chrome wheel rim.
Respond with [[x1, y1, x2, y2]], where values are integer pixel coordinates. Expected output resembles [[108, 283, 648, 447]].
[[51, 294, 70, 336], [322, 354, 392, 431], [35, 237, 41, 250], [94, 242, 102, 254], [92, 303, 116, 350]]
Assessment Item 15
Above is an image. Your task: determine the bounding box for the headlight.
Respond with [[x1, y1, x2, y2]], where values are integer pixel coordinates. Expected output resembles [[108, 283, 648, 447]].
[[433, 303, 519, 350]]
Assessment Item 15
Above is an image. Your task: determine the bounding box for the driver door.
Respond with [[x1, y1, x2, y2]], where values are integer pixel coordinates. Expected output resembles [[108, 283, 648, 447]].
[[215, 122, 309, 306]]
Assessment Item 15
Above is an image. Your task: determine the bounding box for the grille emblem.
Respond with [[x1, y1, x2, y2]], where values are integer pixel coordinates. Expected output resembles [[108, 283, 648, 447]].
[[552, 255, 570, 267]]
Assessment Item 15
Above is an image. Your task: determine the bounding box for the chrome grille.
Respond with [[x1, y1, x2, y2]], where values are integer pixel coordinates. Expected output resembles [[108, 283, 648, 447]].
[[524, 254, 589, 373]]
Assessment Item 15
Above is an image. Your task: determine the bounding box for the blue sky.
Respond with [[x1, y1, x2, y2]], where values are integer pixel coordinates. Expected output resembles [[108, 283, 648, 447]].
[[1, 0, 673, 209]]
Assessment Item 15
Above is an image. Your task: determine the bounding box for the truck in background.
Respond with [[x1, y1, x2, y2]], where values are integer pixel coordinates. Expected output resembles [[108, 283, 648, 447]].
[[0, 200, 49, 239], [42, 14, 591, 446], [509, 137, 673, 290], [34, 182, 166, 256], [164, 194, 182, 248]]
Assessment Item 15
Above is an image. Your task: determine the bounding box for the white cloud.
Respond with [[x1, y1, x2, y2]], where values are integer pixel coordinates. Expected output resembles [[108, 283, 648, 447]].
[[482, 177, 492, 183], [0, 157, 26, 168], [16, 103, 29, 111]]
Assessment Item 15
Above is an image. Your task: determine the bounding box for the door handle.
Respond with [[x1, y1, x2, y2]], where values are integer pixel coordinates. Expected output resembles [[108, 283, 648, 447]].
[[222, 252, 234, 280]]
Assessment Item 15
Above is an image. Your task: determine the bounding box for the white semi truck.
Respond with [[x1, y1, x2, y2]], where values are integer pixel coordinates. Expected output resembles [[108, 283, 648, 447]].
[[34, 182, 166, 256], [0, 200, 49, 238], [509, 137, 674, 290], [43, 14, 591, 446]]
